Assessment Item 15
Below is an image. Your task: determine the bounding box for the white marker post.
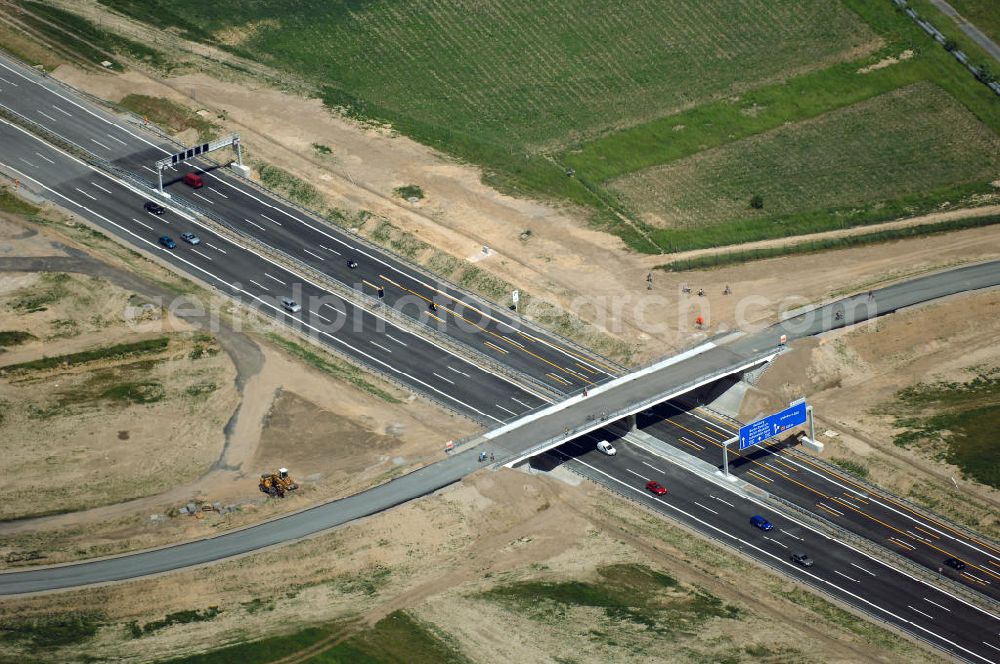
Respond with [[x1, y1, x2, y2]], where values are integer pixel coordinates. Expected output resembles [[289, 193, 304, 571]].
[[721, 435, 738, 480], [511, 289, 520, 313]]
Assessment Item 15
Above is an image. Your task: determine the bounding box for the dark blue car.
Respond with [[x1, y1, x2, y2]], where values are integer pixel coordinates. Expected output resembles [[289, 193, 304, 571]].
[[750, 515, 773, 531], [158, 235, 177, 249]]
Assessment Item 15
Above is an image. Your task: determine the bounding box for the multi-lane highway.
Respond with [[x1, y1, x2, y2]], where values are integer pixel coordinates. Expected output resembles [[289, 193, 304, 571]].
[[542, 434, 1000, 664], [0, 52, 618, 397], [0, 118, 549, 423], [637, 400, 1000, 604], [2, 50, 1000, 661]]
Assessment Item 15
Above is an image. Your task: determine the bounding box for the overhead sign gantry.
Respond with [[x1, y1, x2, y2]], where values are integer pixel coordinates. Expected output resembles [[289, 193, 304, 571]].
[[154, 133, 243, 194]]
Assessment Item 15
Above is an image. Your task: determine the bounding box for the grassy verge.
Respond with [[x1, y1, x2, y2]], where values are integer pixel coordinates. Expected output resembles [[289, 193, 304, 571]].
[[0, 611, 103, 649], [888, 368, 1000, 488], [657, 214, 1000, 271], [19, 1, 169, 70], [482, 563, 738, 636], [828, 457, 870, 480], [265, 333, 400, 403], [0, 331, 35, 347], [118, 95, 218, 141], [255, 162, 326, 210], [0, 187, 41, 216], [159, 626, 339, 664], [309, 611, 469, 664], [2, 337, 169, 374]]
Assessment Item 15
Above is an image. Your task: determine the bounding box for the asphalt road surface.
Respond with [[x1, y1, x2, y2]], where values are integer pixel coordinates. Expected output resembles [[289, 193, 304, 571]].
[[541, 434, 1000, 664], [2, 51, 1000, 661], [0, 118, 549, 423], [0, 53, 618, 396], [636, 399, 1000, 603]]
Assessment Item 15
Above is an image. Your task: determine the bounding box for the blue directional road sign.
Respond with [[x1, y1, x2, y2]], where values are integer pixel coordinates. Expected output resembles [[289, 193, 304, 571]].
[[739, 400, 808, 450]]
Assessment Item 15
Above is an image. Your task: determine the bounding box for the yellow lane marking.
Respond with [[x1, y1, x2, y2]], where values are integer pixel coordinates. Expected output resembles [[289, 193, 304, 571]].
[[546, 373, 572, 386], [576, 362, 598, 375], [380, 273, 617, 375], [664, 411, 1000, 580], [789, 451, 1000, 558], [427, 312, 445, 324], [484, 341, 508, 354], [817, 503, 843, 519], [914, 525, 939, 540], [961, 572, 990, 587], [380, 273, 592, 385], [362, 279, 381, 290]]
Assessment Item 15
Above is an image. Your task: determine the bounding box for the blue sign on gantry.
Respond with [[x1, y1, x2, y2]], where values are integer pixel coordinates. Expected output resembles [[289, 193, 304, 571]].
[[739, 400, 808, 450]]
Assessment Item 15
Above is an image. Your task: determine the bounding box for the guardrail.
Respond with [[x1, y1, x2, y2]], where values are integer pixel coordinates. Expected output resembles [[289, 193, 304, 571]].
[[555, 457, 973, 664], [785, 447, 1000, 555], [507, 349, 777, 464], [0, 103, 566, 406], [766, 492, 1000, 616], [14, 60, 627, 377]]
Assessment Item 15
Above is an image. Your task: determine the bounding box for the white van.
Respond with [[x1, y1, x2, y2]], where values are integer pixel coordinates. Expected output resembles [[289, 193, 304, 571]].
[[596, 440, 617, 456]]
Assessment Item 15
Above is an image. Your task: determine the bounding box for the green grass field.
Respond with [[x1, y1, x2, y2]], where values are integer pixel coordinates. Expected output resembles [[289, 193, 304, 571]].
[[98, 0, 873, 151], [95, 0, 1000, 255], [613, 81, 1000, 231], [941, 0, 1000, 45]]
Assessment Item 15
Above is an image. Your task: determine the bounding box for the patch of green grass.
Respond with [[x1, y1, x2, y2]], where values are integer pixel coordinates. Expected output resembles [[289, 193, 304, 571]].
[[266, 333, 400, 403], [425, 251, 463, 279], [312, 143, 333, 155], [613, 82, 1000, 240], [159, 626, 338, 663], [0, 187, 41, 216], [140, 608, 221, 635], [19, 2, 169, 70], [394, 184, 424, 201], [256, 162, 326, 210], [889, 369, 1000, 488], [101, 379, 166, 404], [828, 457, 869, 480], [118, 94, 218, 141], [330, 564, 392, 597], [3, 337, 170, 374], [307, 611, 470, 664], [482, 564, 734, 635], [776, 586, 903, 651], [8, 272, 72, 313], [0, 611, 103, 648], [240, 598, 275, 615], [657, 214, 1000, 270], [0, 330, 35, 346]]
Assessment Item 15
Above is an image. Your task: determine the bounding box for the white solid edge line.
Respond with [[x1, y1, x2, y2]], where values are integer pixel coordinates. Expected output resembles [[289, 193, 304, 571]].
[[1, 118, 544, 406], [561, 450, 995, 664], [0, 57, 606, 378], [664, 401, 1000, 563], [623, 435, 1000, 625], [0, 156, 501, 424]]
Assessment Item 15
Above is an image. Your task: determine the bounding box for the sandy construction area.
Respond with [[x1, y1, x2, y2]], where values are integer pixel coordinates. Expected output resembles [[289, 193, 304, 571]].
[[742, 286, 1000, 536], [0, 469, 944, 664]]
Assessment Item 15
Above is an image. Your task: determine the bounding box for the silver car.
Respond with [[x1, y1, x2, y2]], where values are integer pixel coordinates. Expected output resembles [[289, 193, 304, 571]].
[[281, 297, 301, 313], [180, 232, 201, 245]]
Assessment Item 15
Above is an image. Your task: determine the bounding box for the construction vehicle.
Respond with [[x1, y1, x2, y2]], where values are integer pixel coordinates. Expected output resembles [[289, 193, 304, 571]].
[[258, 467, 298, 498]]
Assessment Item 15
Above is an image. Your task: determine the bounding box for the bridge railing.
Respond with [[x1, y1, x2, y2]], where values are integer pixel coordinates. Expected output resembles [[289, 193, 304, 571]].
[[504, 349, 778, 464]]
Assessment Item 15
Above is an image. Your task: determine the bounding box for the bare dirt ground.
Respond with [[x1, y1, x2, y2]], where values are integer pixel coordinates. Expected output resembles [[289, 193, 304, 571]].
[[0, 258, 238, 520], [741, 287, 1000, 537], [0, 469, 945, 664], [0, 207, 475, 568]]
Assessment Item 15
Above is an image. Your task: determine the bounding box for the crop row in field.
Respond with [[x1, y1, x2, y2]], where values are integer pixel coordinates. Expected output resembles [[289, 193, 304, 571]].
[[612, 82, 1000, 232], [99, 0, 874, 153]]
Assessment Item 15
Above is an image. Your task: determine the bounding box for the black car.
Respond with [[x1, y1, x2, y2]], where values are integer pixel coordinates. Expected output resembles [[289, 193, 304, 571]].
[[144, 201, 165, 215], [347, 259, 358, 269], [790, 552, 814, 567], [943, 557, 966, 571]]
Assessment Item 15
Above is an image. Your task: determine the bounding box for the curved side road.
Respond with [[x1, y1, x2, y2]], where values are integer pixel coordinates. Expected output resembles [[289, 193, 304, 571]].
[[0, 261, 998, 595]]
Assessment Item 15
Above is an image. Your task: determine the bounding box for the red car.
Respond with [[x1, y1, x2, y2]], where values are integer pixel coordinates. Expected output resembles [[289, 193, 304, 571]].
[[645, 480, 667, 496]]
